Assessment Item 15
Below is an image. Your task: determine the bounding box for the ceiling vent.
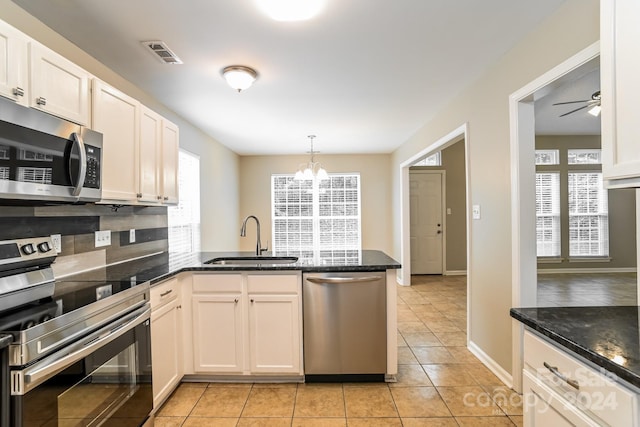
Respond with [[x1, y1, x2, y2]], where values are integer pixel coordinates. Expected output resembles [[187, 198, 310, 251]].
[[142, 41, 183, 64]]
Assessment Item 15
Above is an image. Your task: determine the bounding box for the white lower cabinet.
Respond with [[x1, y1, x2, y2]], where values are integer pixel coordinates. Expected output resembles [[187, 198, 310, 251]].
[[189, 272, 303, 376], [523, 330, 638, 427], [150, 277, 183, 408]]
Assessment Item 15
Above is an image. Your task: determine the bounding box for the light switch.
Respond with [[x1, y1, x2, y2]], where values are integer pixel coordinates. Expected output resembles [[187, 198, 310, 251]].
[[446, 208, 452, 215], [130, 229, 136, 243], [472, 205, 481, 220]]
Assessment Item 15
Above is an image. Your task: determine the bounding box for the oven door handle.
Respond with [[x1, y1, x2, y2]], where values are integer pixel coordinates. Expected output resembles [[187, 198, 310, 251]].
[[13, 305, 150, 395]]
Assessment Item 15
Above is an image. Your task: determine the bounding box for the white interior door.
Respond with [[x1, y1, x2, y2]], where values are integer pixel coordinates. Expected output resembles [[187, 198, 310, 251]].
[[410, 171, 443, 274]]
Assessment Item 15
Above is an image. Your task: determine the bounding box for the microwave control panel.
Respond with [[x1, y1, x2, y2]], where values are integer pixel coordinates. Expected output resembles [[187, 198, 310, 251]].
[[84, 145, 101, 189]]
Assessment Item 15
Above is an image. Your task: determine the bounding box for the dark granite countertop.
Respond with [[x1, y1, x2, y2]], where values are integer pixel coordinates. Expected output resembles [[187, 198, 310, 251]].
[[58, 250, 401, 286], [511, 306, 640, 389]]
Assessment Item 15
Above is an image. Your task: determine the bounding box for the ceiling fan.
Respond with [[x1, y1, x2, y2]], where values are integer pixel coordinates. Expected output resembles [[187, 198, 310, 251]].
[[553, 90, 601, 117]]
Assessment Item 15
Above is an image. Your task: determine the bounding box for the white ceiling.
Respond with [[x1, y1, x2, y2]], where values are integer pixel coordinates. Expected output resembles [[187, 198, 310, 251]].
[[535, 59, 601, 136], [12, 0, 568, 155]]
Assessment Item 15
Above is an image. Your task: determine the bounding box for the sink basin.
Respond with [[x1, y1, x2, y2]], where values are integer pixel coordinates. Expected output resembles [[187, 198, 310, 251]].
[[205, 256, 299, 265]]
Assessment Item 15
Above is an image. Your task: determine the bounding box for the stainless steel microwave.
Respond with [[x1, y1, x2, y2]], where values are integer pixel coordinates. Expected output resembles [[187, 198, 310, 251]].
[[0, 97, 102, 203]]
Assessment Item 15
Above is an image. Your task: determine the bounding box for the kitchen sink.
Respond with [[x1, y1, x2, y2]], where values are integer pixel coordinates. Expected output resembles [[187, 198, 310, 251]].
[[204, 256, 299, 265]]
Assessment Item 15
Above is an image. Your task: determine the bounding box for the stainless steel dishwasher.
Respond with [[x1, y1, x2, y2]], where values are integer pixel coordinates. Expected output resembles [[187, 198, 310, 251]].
[[303, 271, 387, 381]]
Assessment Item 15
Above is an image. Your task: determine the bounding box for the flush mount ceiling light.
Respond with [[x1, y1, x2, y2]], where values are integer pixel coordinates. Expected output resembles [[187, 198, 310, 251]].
[[255, 0, 326, 21], [222, 66, 258, 92], [294, 135, 329, 181]]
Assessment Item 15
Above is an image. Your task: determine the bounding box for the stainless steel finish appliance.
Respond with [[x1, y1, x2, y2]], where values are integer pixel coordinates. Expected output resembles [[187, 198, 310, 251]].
[[0, 236, 152, 427], [0, 97, 102, 203], [303, 271, 387, 381]]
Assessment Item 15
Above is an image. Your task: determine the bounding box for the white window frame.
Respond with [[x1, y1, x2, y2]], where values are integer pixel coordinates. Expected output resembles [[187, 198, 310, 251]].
[[271, 173, 361, 262], [168, 149, 201, 253], [534, 147, 609, 260]]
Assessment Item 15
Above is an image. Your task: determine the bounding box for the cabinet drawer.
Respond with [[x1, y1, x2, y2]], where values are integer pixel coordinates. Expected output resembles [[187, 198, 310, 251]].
[[151, 278, 178, 309], [524, 330, 637, 426], [193, 273, 242, 293], [247, 274, 299, 294]]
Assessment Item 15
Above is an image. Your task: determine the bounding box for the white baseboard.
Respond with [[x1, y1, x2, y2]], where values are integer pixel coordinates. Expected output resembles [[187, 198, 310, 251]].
[[444, 270, 467, 276], [468, 340, 513, 389], [537, 267, 637, 274]]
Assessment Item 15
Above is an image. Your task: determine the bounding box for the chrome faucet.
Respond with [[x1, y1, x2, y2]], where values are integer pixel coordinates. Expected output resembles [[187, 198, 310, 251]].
[[240, 215, 267, 256]]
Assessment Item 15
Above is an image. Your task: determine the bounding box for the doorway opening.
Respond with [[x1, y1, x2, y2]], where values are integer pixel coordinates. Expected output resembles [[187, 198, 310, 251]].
[[398, 124, 471, 288], [509, 42, 600, 392]]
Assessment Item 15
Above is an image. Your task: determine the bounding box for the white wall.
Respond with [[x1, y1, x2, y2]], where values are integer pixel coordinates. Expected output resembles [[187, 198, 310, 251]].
[[0, 0, 240, 251], [239, 154, 393, 254], [391, 0, 600, 373]]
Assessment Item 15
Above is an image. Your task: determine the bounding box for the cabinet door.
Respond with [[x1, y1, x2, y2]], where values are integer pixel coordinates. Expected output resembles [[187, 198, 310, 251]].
[[0, 20, 28, 106], [248, 294, 301, 374], [139, 106, 162, 203], [161, 119, 179, 205], [151, 298, 183, 408], [29, 43, 90, 125], [523, 370, 600, 427], [601, 0, 640, 187], [92, 79, 140, 202], [192, 294, 243, 372]]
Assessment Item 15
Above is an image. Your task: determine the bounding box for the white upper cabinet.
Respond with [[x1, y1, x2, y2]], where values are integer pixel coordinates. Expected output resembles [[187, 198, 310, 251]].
[[94, 79, 179, 205], [601, 0, 640, 188], [29, 43, 90, 126], [161, 119, 179, 205], [0, 20, 28, 106], [139, 106, 162, 203], [92, 79, 140, 202]]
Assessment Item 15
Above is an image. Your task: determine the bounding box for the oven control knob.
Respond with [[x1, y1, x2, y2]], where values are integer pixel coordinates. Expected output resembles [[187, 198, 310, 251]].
[[38, 241, 52, 253], [21, 243, 36, 255]]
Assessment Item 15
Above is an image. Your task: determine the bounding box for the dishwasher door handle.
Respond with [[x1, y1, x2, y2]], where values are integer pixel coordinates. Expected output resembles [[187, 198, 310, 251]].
[[306, 276, 382, 284]]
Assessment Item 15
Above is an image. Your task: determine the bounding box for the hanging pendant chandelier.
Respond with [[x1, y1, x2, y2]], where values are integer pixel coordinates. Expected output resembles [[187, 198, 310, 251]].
[[294, 135, 329, 181]]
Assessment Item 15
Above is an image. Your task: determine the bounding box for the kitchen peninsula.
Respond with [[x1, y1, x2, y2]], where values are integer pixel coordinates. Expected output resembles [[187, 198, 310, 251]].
[[60, 250, 400, 408], [511, 306, 640, 425]]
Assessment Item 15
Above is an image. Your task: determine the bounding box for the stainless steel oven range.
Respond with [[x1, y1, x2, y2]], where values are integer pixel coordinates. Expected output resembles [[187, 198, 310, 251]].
[[0, 236, 152, 427]]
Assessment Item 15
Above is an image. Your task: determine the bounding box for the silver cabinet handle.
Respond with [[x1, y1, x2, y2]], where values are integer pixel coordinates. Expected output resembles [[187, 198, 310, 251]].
[[136, 193, 142, 198], [306, 276, 382, 284], [157, 195, 162, 200], [160, 289, 173, 297], [13, 87, 24, 97], [234, 298, 239, 304], [36, 97, 46, 105], [163, 196, 169, 201], [70, 132, 87, 197], [543, 362, 580, 390]]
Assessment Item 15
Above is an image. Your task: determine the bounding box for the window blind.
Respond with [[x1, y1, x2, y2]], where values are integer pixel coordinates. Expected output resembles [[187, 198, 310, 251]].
[[272, 174, 361, 260], [168, 150, 201, 253], [568, 172, 609, 257], [535, 172, 561, 256]]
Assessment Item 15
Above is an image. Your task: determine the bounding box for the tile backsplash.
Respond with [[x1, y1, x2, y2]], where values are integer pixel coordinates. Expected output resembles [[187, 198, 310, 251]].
[[0, 204, 168, 276]]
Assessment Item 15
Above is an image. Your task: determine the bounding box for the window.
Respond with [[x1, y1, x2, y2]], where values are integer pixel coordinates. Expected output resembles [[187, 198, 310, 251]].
[[413, 152, 441, 166], [535, 147, 609, 259], [168, 150, 201, 252], [535, 172, 560, 256], [568, 172, 608, 256], [272, 174, 361, 262]]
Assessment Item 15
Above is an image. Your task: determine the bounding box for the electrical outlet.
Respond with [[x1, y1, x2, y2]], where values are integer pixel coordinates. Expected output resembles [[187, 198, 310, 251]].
[[50, 234, 62, 253], [129, 229, 136, 243], [95, 230, 111, 248], [472, 205, 481, 220]]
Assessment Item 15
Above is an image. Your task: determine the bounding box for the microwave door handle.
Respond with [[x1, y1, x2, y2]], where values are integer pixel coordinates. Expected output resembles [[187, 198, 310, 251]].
[[70, 132, 87, 197]]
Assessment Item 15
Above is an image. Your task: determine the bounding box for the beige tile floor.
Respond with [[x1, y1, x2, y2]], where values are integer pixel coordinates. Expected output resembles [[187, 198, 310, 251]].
[[155, 275, 523, 426]]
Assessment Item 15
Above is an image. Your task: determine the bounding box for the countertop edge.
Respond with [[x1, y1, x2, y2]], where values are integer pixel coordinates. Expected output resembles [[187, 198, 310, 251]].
[[510, 308, 640, 389], [149, 265, 400, 285]]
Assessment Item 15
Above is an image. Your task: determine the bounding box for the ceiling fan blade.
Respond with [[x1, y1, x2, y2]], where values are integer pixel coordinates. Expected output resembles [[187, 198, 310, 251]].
[[552, 99, 590, 105], [559, 104, 590, 117]]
